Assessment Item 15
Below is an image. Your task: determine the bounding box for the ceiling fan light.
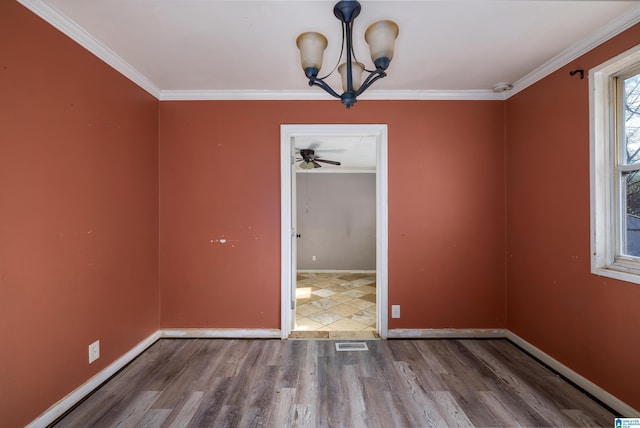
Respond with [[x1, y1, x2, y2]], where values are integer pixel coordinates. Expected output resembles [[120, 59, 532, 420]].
[[300, 160, 315, 170], [338, 61, 364, 92], [296, 32, 328, 77], [364, 20, 399, 70]]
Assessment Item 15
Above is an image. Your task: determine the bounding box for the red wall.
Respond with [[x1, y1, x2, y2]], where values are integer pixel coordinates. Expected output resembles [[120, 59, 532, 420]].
[[506, 23, 640, 411], [6, 0, 639, 423], [159, 100, 507, 329], [0, 3, 160, 426]]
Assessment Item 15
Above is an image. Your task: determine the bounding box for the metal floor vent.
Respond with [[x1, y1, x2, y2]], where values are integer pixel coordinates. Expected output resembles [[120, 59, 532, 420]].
[[335, 342, 369, 352]]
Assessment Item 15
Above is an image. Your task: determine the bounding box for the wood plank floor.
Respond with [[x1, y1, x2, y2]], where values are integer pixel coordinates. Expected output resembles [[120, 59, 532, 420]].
[[52, 339, 616, 427]]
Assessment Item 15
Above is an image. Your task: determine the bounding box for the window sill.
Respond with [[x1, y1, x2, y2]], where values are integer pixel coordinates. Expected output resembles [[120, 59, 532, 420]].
[[592, 265, 640, 285]]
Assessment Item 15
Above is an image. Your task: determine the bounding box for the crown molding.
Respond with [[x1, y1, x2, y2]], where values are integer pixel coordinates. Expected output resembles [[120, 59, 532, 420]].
[[18, 0, 640, 102], [17, 0, 161, 98], [508, 3, 640, 98], [158, 89, 506, 102]]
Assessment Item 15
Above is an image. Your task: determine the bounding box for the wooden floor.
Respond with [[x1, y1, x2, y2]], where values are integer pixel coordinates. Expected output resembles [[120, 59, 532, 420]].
[[53, 339, 616, 427]]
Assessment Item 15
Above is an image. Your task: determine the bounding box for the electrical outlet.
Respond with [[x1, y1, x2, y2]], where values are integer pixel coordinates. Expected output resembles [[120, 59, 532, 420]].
[[88, 340, 100, 364], [312, 255, 316, 261], [391, 305, 400, 318]]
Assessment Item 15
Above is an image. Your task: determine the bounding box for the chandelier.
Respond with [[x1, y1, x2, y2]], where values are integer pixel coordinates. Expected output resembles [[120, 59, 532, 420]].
[[296, 1, 399, 109]]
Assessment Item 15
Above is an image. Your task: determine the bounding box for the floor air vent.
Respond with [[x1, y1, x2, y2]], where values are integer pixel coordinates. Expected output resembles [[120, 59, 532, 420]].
[[335, 342, 369, 351]]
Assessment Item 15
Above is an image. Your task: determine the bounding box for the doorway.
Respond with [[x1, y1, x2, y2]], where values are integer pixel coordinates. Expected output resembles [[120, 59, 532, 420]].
[[280, 124, 388, 339]]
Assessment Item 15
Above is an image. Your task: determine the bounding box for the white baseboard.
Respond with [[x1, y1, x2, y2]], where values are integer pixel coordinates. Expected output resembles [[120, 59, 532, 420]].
[[505, 331, 640, 417], [296, 269, 376, 274], [27, 331, 161, 428], [387, 328, 639, 416], [27, 328, 279, 427], [387, 328, 507, 339], [161, 328, 281, 339], [28, 327, 639, 427]]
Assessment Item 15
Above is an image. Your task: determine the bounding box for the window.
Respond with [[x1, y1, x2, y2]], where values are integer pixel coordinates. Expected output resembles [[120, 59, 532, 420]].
[[591, 44, 640, 284]]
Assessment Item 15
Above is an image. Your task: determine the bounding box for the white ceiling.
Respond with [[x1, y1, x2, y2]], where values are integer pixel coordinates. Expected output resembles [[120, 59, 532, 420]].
[[294, 135, 377, 173], [20, 0, 640, 101], [17, 0, 640, 170]]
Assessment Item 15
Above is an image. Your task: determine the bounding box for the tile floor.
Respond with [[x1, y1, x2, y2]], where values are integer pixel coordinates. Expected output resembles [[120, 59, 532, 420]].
[[293, 272, 377, 337]]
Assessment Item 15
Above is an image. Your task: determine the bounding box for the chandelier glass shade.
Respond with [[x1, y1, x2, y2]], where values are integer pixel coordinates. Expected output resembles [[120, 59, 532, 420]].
[[295, 1, 399, 109]]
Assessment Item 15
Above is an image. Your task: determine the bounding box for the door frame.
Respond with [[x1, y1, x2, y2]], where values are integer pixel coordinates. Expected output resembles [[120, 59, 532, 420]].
[[280, 124, 389, 338]]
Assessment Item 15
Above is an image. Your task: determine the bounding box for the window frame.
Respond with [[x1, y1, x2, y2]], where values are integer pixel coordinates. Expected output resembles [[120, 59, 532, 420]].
[[590, 44, 640, 284]]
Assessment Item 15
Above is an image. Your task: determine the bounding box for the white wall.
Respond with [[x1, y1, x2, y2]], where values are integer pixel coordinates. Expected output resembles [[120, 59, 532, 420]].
[[296, 172, 376, 270]]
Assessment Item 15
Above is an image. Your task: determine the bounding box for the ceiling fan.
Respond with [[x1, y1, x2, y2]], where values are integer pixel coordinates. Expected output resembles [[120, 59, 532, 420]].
[[296, 148, 342, 170]]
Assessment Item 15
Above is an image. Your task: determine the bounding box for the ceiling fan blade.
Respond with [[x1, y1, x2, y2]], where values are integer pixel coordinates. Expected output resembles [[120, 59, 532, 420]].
[[314, 159, 341, 166], [296, 145, 345, 153], [311, 160, 322, 168]]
